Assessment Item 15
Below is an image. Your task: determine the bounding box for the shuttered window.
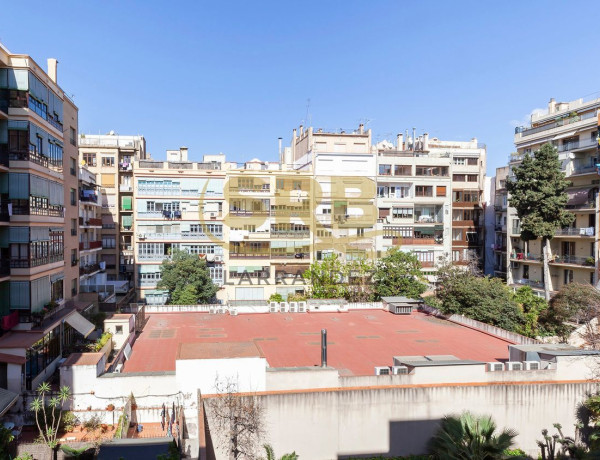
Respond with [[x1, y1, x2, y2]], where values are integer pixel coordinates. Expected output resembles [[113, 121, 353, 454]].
[[436, 186, 446, 197], [101, 174, 115, 187]]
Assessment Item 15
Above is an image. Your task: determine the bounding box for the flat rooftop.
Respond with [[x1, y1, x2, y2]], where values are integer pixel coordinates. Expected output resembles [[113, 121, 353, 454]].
[[123, 310, 513, 376]]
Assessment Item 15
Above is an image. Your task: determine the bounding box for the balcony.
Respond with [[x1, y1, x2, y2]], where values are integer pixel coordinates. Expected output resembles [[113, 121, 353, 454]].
[[270, 252, 310, 260], [138, 254, 171, 261], [270, 230, 310, 238], [79, 241, 102, 251], [79, 263, 101, 276], [10, 253, 63, 268], [229, 185, 270, 193], [516, 111, 596, 137], [554, 227, 595, 237], [102, 223, 116, 230], [80, 217, 102, 227], [270, 208, 311, 217], [119, 184, 133, 193], [392, 236, 443, 245], [229, 252, 271, 259], [229, 209, 270, 217], [513, 279, 544, 290], [510, 253, 542, 262], [511, 226, 521, 235], [11, 203, 64, 217], [550, 255, 595, 267], [119, 163, 133, 172], [566, 200, 595, 210], [139, 231, 223, 240], [9, 147, 61, 171]]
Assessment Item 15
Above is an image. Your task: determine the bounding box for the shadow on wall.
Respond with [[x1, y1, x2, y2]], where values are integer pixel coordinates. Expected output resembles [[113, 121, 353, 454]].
[[338, 418, 441, 459]]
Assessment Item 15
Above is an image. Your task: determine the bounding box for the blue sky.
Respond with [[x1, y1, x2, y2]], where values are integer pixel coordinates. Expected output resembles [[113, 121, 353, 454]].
[[1, 1, 599, 175]]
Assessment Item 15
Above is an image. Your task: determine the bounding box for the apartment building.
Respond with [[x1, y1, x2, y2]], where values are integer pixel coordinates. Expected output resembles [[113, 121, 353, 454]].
[[79, 133, 146, 291], [133, 148, 227, 304], [291, 124, 377, 262], [375, 132, 486, 272], [492, 166, 509, 280], [504, 97, 600, 294]]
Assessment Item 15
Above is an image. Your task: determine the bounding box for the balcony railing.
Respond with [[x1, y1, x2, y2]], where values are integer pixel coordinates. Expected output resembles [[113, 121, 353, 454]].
[[229, 185, 270, 193], [139, 232, 223, 240], [10, 254, 63, 268], [392, 236, 443, 245], [138, 254, 171, 261], [551, 255, 595, 266], [86, 218, 102, 226], [511, 226, 521, 235], [516, 111, 596, 137], [9, 147, 49, 168], [229, 210, 270, 216], [11, 203, 64, 217], [79, 263, 101, 276], [514, 279, 544, 289], [79, 241, 102, 250], [229, 252, 271, 259], [555, 227, 595, 237], [270, 231, 310, 238], [566, 200, 595, 210], [511, 253, 542, 261], [414, 215, 443, 224]]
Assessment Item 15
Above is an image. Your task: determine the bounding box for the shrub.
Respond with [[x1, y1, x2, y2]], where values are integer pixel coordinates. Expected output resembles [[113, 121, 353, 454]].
[[268, 293, 284, 303]]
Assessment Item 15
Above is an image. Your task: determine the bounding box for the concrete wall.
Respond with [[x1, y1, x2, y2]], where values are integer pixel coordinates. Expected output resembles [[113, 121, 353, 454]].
[[205, 381, 597, 460]]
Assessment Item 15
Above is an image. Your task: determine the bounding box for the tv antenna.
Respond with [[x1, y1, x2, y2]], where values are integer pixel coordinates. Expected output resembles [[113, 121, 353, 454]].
[[305, 98, 312, 127]]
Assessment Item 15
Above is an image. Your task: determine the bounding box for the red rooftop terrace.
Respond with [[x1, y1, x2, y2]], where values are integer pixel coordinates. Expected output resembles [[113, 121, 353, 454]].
[[123, 310, 513, 376]]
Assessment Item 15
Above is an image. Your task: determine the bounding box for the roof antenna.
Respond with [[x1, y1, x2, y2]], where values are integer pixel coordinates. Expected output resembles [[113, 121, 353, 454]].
[[305, 98, 312, 127]]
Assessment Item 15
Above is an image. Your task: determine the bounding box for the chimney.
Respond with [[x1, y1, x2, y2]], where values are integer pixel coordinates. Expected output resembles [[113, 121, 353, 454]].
[[47, 58, 58, 83], [179, 146, 188, 161], [412, 127, 416, 152], [321, 329, 327, 368], [396, 133, 403, 150], [299, 125, 304, 136], [358, 123, 364, 134], [423, 133, 429, 151], [548, 98, 556, 114]]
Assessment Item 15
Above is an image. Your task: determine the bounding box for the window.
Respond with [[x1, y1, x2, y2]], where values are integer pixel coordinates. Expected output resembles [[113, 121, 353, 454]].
[[452, 229, 463, 241], [466, 232, 479, 243], [392, 207, 413, 219], [416, 166, 448, 176], [69, 127, 76, 146], [102, 157, 115, 167], [322, 208, 331, 214], [453, 190, 479, 202], [36, 136, 43, 155], [71, 278, 77, 296], [394, 165, 411, 176], [436, 186, 446, 197], [101, 174, 115, 187], [453, 174, 466, 182], [453, 157, 466, 165], [83, 153, 96, 167], [102, 235, 116, 248], [468, 158, 478, 166], [70, 157, 76, 176], [564, 269, 574, 285], [115, 325, 123, 335], [71, 219, 77, 236], [357, 228, 364, 237], [71, 249, 77, 266], [415, 186, 433, 197], [467, 174, 478, 182], [379, 164, 392, 175], [70, 188, 76, 206], [523, 265, 529, 280]]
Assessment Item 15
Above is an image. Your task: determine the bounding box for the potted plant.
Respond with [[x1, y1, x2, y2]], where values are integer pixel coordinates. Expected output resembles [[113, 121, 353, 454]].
[[586, 257, 595, 266], [106, 404, 115, 411]]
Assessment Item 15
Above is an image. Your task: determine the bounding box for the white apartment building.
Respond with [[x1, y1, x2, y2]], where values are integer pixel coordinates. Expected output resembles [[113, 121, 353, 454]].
[[505, 97, 600, 294]]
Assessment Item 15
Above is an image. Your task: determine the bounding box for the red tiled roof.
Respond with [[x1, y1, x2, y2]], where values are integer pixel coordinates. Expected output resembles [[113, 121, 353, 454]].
[[123, 310, 513, 376], [0, 332, 45, 349], [62, 353, 104, 367], [177, 342, 262, 360]]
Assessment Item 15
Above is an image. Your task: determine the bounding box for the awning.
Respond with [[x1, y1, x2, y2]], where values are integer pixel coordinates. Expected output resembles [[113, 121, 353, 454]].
[[553, 131, 577, 141], [567, 188, 591, 206], [65, 312, 95, 338]]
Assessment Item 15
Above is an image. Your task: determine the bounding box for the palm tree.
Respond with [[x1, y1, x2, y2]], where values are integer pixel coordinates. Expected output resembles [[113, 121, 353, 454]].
[[263, 443, 299, 460], [428, 411, 518, 459], [29, 383, 71, 452]]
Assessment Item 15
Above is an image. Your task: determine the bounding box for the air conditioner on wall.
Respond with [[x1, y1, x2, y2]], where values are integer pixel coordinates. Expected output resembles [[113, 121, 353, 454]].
[[505, 361, 523, 371], [487, 362, 504, 372], [392, 366, 408, 375], [375, 366, 391, 376], [523, 360, 540, 370]]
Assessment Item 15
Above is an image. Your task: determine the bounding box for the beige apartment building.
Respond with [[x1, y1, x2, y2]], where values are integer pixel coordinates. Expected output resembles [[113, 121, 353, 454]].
[[374, 133, 486, 273], [501, 96, 600, 294]]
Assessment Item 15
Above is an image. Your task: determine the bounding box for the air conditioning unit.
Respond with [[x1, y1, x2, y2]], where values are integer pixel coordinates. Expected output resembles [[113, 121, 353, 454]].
[[338, 304, 348, 312], [218, 307, 227, 314], [209, 306, 217, 314], [214, 256, 223, 262], [229, 308, 238, 316], [487, 362, 504, 372], [210, 212, 216, 217], [523, 360, 540, 370], [392, 365, 408, 375], [269, 302, 279, 313], [505, 361, 523, 371], [289, 302, 298, 312], [297, 301, 307, 312], [546, 362, 556, 370], [375, 366, 391, 376], [114, 364, 123, 373], [205, 254, 215, 262], [137, 234, 146, 240], [280, 302, 289, 313], [510, 262, 520, 269]]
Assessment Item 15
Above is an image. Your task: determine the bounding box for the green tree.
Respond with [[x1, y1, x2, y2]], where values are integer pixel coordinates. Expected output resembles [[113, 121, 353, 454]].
[[0, 425, 14, 458], [263, 443, 299, 460], [268, 293, 284, 303], [512, 286, 549, 338], [541, 282, 600, 344], [436, 266, 524, 333], [29, 383, 71, 451], [303, 254, 347, 299], [372, 248, 427, 300], [428, 412, 517, 459], [507, 143, 574, 300], [157, 250, 218, 304], [345, 257, 375, 302]]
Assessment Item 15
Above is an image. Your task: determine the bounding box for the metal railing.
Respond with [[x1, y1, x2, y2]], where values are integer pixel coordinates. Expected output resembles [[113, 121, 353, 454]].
[[139, 232, 223, 240], [551, 255, 595, 266], [555, 227, 595, 236], [514, 279, 544, 289], [517, 111, 596, 137]]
